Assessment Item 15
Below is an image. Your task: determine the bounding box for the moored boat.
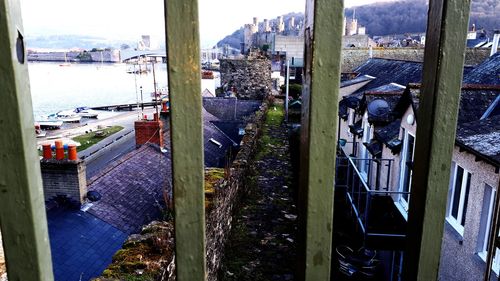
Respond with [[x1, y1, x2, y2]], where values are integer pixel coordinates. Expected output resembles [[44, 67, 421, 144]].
[[54, 110, 81, 123], [75, 107, 99, 118]]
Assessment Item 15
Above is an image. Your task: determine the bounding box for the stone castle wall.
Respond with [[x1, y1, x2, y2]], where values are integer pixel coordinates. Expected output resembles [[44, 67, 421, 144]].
[[220, 59, 272, 100], [341, 47, 492, 72], [205, 102, 268, 281]]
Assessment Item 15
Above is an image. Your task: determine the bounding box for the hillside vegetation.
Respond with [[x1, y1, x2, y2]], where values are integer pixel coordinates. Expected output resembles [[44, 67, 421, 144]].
[[217, 0, 499, 49]]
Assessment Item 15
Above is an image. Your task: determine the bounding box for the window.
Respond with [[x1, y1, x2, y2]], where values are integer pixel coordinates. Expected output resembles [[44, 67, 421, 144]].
[[358, 112, 371, 180], [397, 128, 415, 215], [477, 184, 499, 274], [446, 162, 471, 235]]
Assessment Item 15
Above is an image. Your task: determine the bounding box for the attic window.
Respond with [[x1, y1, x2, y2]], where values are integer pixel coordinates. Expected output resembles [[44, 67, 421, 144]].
[[209, 138, 223, 148]]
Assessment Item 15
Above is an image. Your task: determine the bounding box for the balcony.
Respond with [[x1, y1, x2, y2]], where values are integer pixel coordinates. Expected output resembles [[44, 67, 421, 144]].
[[336, 143, 408, 250]]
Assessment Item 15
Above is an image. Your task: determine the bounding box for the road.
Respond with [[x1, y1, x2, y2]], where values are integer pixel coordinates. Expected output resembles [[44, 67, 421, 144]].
[[84, 131, 136, 179]]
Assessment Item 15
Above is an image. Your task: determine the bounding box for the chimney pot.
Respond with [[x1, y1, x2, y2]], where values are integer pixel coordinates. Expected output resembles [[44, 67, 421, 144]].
[[68, 144, 78, 161], [55, 140, 65, 160], [42, 144, 52, 159]]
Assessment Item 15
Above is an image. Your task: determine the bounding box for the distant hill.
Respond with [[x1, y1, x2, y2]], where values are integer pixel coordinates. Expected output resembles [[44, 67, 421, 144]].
[[217, 0, 499, 49], [345, 0, 499, 36]]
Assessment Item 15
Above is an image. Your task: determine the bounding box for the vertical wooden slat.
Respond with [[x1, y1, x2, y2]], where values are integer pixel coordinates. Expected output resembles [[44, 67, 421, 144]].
[[299, 0, 343, 280], [0, 0, 54, 280], [164, 1, 206, 280], [403, 0, 471, 280]]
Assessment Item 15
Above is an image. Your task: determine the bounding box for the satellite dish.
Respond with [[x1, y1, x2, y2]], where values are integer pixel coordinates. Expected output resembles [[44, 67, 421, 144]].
[[367, 99, 390, 117]]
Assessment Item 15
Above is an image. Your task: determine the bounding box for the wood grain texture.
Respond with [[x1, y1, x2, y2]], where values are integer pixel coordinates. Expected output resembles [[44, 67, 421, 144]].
[[164, 0, 206, 280], [403, 0, 472, 280], [0, 0, 54, 280], [300, 0, 344, 280]]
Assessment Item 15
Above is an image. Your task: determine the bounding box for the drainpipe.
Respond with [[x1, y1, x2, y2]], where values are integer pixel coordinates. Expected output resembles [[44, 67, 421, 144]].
[[285, 59, 290, 122], [491, 30, 500, 57]]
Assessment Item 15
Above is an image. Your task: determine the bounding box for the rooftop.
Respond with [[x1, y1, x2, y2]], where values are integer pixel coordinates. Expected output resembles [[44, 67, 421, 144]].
[[463, 53, 500, 85]]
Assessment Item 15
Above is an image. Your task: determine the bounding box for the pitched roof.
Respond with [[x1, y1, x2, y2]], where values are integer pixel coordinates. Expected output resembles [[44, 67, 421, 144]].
[[353, 58, 422, 94], [203, 97, 261, 121], [340, 74, 374, 88], [457, 85, 500, 124], [456, 115, 500, 166], [203, 108, 237, 168], [361, 85, 405, 124], [373, 119, 402, 152], [463, 53, 500, 85], [86, 144, 171, 234]]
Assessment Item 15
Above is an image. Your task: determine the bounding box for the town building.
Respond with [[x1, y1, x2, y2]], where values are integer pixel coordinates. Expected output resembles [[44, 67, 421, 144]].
[[336, 51, 500, 279]]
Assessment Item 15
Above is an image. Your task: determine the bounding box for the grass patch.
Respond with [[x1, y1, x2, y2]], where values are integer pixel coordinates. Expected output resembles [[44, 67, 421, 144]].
[[72, 125, 123, 152], [205, 168, 226, 210], [266, 104, 284, 126], [255, 104, 285, 160]]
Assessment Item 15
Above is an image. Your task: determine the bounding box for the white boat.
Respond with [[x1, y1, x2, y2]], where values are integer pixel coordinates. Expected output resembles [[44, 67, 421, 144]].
[[74, 107, 99, 118], [36, 119, 63, 129], [54, 110, 82, 123]]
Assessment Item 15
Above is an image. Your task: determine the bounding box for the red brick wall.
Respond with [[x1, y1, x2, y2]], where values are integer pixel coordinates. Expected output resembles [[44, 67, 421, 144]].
[[135, 120, 164, 147]]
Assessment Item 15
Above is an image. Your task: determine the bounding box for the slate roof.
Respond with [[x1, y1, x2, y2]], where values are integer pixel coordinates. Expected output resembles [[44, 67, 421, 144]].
[[361, 86, 405, 124], [467, 38, 489, 48], [86, 143, 171, 234], [458, 85, 500, 124], [203, 108, 238, 168], [463, 53, 500, 85], [352, 58, 423, 94], [47, 208, 127, 281], [456, 115, 500, 166], [203, 97, 261, 121], [340, 75, 374, 88], [373, 119, 402, 152]]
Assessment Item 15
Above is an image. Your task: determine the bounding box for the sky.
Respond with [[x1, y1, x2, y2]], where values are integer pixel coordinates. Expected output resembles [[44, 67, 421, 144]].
[[20, 0, 396, 48]]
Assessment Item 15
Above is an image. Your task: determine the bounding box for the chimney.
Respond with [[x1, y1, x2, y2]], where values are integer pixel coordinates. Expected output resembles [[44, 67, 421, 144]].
[[491, 30, 500, 57], [134, 113, 164, 147], [40, 141, 87, 207]]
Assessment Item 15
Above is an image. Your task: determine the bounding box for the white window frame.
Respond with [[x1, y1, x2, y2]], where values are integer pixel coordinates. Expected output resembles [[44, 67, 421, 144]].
[[347, 108, 354, 137], [358, 112, 370, 181], [445, 162, 471, 236], [477, 184, 499, 275], [396, 128, 415, 218]]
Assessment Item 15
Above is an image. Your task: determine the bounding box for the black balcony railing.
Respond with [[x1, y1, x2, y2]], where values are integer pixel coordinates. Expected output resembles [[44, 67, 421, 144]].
[[336, 143, 408, 250]]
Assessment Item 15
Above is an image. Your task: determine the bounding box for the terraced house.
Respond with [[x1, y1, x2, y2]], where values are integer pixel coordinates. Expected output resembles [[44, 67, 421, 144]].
[[337, 52, 500, 279]]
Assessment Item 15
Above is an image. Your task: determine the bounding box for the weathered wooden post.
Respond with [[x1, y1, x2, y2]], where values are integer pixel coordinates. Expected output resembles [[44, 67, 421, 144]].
[[164, 0, 206, 280], [299, 0, 344, 280], [0, 0, 54, 280], [404, 0, 472, 280]]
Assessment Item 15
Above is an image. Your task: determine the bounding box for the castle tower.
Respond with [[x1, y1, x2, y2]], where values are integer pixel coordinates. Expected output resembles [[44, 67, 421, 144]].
[[277, 16, 285, 33], [264, 19, 271, 32]]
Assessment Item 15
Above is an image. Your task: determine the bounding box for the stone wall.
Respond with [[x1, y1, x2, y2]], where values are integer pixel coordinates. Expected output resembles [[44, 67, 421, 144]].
[[40, 159, 87, 206], [220, 59, 272, 100], [205, 102, 268, 281], [341, 47, 492, 72]]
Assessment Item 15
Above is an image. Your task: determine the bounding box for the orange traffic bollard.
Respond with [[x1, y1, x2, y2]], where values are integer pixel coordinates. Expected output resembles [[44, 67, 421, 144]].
[[55, 140, 64, 160], [42, 144, 52, 159], [68, 144, 77, 160]]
